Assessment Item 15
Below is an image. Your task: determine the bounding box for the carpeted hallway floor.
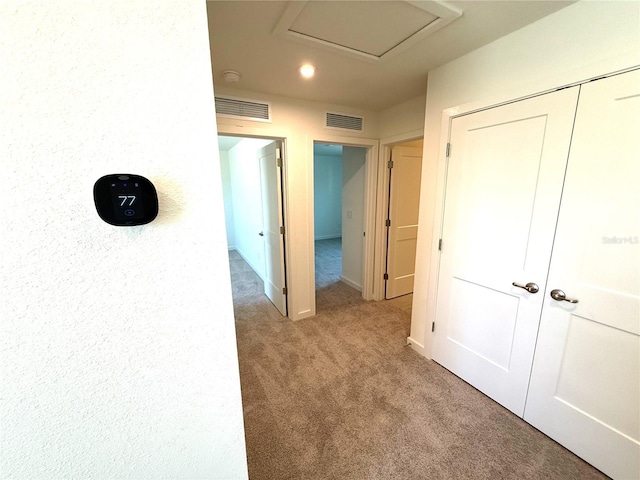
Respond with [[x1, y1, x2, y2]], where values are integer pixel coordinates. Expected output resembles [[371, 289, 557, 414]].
[[228, 249, 607, 480], [315, 238, 342, 289]]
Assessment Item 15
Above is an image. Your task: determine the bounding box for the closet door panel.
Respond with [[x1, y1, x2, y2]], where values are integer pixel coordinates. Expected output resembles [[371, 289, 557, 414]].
[[524, 70, 640, 480], [432, 87, 580, 416]]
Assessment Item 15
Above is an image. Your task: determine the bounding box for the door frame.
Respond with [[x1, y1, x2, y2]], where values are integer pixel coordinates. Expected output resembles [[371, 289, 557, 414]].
[[309, 134, 378, 301], [218, 129, 291, 318], [375, 131, 425, 301]]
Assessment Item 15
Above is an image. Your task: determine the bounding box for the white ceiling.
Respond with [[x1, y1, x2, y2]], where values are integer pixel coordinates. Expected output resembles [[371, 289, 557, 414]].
[[206, 1, 574, 111], [284, 2, 439, 57], [272, 1, 457, 61]]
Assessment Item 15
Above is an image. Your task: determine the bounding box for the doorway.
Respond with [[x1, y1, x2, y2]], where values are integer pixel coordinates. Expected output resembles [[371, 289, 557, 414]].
[[218, 135, 288, 316], [313, 142, 368, 312]]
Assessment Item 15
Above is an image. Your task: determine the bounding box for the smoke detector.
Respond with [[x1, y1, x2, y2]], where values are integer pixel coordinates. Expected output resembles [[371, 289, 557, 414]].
[[223, 70, 241, 83]]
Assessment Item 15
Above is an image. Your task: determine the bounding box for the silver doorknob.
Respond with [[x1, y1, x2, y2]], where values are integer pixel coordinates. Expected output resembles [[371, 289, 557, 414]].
[[512, 282, 539, 293], [550, 289, 578, 303]]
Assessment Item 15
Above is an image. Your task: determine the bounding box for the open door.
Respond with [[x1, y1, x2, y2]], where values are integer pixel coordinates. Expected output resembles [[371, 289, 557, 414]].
[[259, 141, 287, 316], [385, 145, 422, 299]]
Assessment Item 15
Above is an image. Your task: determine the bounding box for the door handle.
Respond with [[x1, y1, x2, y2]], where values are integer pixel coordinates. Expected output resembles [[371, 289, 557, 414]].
[[258, 231, 264, 236], [512, 282, 539, 294], [550, 289, 578, 303]]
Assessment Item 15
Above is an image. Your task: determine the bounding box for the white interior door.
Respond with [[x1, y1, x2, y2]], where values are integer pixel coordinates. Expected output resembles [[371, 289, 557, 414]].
[[524, 71, 640, 480], [385, 146, 422, 299], [259, 141, 287, 316], [433, 88, 579, 415]]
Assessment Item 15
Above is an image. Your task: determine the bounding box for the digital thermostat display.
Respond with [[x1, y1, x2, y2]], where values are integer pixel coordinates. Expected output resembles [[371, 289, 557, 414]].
[[94, 174, 158, 226]]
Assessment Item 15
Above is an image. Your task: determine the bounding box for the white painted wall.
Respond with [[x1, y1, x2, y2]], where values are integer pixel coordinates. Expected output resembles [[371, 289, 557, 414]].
[[214, 86, 379, 319], [378, 94, 426, 141], [314, 154, 343, 240], [228, 138, 272, 278], [410, 0, 640, 358], [341, 147, 367, 291], [220, 150, 236, 248], [0, 2, 248, 478]]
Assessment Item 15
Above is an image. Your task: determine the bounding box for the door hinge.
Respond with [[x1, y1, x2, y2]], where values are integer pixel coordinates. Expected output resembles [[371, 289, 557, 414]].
[[388, 159, 394, 169], [277, 157, 282, 168], [438, 239, 442, 251], [432, 322, 435, 332], [446, 143, 451, 158], [283, 287, 287, 295], [385, 219, 391, 227], [384, 273, 389, 280], [280, 226, 285, 234]]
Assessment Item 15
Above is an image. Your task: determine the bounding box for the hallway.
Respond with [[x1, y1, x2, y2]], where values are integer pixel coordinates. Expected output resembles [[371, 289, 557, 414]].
[[227, 252, 604, 480]]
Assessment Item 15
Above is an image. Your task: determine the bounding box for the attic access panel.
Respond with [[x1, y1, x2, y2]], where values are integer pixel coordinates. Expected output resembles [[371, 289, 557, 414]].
[[274, 0, 462, 62]]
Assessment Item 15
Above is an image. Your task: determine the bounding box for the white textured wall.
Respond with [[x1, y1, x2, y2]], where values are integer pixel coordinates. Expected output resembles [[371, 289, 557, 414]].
[[314, 154, 343, 240], [228, 138, 272, 278], [0, 2, 248, 478], [411, 0, 640, 357], [341, 147, 367, 290]]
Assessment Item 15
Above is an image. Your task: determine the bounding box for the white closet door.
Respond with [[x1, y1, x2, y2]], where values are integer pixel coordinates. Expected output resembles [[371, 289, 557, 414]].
[[433, 87, 579, 415], [524, 70, 640, 480]]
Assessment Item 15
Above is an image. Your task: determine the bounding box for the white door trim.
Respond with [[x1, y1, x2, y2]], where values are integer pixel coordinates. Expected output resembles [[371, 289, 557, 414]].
[[376, 133, 424, 302], [309, 135, 379, 303], [217, 128, 292, 319]]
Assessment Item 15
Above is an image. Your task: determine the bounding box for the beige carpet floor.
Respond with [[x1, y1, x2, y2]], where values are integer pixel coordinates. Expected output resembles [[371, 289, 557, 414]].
[[228, 249, 607, 480], [315, 238, 342, 290]]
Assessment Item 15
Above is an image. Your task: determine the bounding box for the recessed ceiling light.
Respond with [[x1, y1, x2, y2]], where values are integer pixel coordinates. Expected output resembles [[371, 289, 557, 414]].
[[299, 64, 315, 79]]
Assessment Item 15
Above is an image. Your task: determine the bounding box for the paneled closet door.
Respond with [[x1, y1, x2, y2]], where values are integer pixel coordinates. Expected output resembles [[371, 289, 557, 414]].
[[386, 146, 422, 299], [432, 87, 580, 416], [524, 70, 640, 480]]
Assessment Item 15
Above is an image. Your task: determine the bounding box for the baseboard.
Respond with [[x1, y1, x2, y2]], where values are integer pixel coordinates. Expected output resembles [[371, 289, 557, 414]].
[[314, 234, 342, 241], [407, 336, 429, 359], [234, 249, 264, 281], [227, 246, 237, 251], [340, 276, 362, 292], [292, 309, 314, 321]]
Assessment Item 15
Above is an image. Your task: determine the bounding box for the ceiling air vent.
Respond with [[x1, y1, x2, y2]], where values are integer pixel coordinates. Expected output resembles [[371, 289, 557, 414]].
[[215, 96, 271, 122], [325, 112, 364, 132]]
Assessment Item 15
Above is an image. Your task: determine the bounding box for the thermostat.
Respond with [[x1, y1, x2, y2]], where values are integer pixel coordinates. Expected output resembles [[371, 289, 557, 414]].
[[93, 174, 158, 226]]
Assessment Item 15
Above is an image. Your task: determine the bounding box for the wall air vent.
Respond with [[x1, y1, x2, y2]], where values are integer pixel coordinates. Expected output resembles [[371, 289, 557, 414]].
[[325, 112, 364, 132], [214, 96, 271, 122]]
